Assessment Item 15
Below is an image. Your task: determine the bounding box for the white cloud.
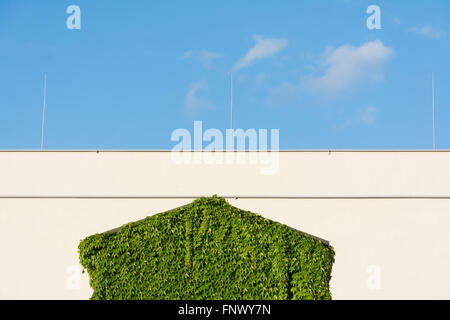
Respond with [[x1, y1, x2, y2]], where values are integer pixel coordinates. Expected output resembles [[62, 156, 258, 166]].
[[185, 81, 211, 112], [232, 35, 288, 72], [198, 50, 222, 67], [304, 40, 394, 95], [182, 50, 194, 59], [182, 50, 222, 67], [339, 106, 377, 129], [411, 26, 446, 39], [358, 106, 377, 125]]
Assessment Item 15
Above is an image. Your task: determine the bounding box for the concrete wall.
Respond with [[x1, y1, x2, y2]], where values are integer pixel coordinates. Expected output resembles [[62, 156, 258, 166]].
[[0, 151, 449, 299]]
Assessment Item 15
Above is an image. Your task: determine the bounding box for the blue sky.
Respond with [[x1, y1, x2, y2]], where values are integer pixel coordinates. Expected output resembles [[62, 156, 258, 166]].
[[0, 0, 449, 150]]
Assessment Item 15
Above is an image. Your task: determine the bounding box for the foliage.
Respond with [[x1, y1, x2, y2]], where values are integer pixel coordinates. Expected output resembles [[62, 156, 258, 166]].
[[79, 196, 335, 300]]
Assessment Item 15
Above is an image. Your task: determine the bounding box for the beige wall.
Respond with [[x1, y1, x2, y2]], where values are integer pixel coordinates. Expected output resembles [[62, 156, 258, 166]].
[[0, 151, 449, 299]]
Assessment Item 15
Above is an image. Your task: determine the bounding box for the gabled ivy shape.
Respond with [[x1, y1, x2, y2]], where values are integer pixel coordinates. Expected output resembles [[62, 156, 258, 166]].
[[79, 196, 335, 300]]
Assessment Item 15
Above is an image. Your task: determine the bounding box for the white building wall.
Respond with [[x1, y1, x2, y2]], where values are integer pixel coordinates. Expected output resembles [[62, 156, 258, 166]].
[[0, 151, 449, 299]]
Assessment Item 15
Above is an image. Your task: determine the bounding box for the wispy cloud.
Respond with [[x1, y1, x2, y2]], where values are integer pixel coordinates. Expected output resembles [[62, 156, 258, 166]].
[[182, 50, 194, 59], [411, 26, 446, 39], [303, 40, 394, 96], [182, 50, 222, 67], [232, 35, 288, 72], [339, 106, 378, 129], [358, 106, 377, 125], [198, 50, 222, 67], [185, 81, 211, 113]]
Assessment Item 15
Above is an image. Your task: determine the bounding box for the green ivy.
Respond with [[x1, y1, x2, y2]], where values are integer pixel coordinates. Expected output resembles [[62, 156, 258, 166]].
[[78, 196, 335, 300]]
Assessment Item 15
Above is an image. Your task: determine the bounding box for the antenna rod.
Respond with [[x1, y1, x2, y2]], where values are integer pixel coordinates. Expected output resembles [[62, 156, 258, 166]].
[[432, 72, 436, 151], [230, 72, 233, 130], [41, 73, 47, 151]]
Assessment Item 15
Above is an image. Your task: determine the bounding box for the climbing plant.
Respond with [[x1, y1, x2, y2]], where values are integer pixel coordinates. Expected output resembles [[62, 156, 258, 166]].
[[79, 196, 335, 300]]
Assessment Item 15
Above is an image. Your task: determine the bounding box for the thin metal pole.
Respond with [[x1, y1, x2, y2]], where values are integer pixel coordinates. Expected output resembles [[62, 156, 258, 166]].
[[432, 72, 436, 151], [230, 72, 233, 130], [41, 73, 47, 151]]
